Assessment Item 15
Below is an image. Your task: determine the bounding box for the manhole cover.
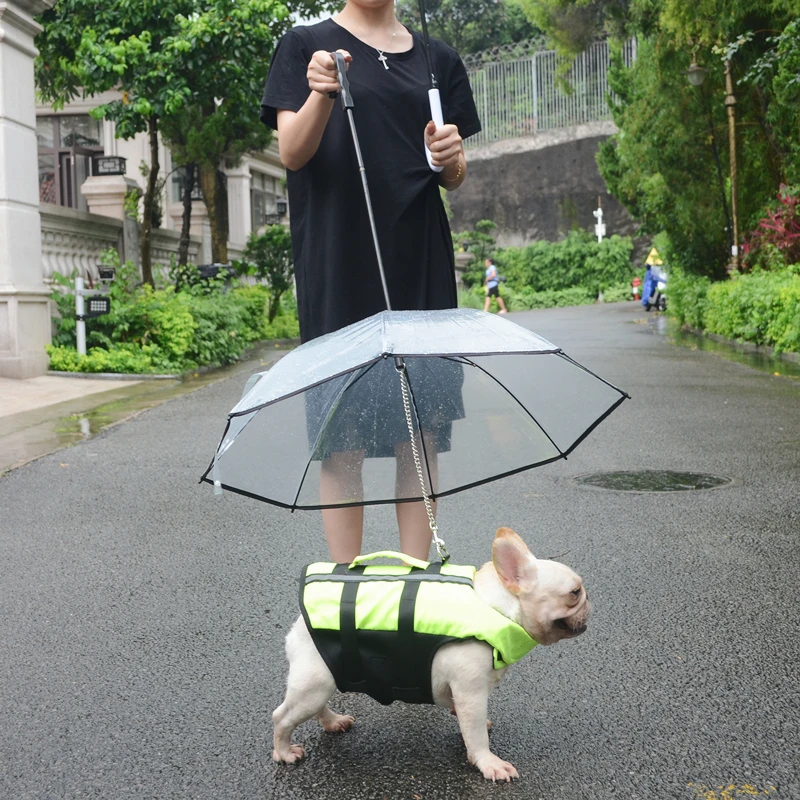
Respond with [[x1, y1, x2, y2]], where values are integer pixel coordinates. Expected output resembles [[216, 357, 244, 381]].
[[575, 470, 734, 492]]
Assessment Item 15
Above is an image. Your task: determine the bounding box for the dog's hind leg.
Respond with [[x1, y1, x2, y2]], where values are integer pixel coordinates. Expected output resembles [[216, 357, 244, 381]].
[[272, 620, 339, 764], [316, 706, 355, 733]]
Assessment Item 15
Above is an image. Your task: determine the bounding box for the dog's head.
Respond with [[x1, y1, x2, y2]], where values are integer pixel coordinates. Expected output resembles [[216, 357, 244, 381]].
[[483, 527, 590, 646]]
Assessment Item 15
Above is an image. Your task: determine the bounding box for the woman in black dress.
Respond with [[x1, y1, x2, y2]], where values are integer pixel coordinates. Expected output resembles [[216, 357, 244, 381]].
[[261, 0, 481, 562]]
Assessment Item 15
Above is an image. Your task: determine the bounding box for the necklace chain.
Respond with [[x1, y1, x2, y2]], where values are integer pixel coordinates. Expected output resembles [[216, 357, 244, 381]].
[[351, 18, 398, 69]]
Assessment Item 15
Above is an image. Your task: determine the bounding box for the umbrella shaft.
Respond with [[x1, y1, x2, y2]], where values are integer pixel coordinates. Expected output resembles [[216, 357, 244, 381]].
[[417, 0, 437, 89], [346, 108, 393, 311]]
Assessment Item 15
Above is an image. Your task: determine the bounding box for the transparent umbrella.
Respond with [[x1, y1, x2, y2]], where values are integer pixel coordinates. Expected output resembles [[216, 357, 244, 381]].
[[201, 308, 629, 511]]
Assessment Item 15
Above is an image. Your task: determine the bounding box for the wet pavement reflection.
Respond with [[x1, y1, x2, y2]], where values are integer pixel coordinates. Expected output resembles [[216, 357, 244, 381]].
[[0, 345, 291, 474]]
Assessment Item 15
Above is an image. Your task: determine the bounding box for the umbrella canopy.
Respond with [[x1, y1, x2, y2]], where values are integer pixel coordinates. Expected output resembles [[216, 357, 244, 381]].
[[201, 308, 629, 509]]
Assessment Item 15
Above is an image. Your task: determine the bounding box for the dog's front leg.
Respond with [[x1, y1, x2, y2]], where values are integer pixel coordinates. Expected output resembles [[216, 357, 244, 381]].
[[451, 684, 518, 782], [438, 643, 517, 783]]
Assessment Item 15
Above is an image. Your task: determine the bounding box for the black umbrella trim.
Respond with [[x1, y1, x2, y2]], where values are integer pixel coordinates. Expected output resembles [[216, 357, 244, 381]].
[[199, 361, 629, 509]]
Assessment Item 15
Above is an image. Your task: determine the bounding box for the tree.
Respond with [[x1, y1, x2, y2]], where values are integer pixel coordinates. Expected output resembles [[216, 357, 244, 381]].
[[36, 0, 333, 282], [521, 0, 800, 274], [396, 0, 540, 56], [36, 0, 195, 285], [238, 226, 294, 322], [453, 219, 497, 285]]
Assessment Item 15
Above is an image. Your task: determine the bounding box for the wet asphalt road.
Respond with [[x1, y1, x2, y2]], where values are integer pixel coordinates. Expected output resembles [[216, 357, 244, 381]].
[[1, 302, 799, 800]]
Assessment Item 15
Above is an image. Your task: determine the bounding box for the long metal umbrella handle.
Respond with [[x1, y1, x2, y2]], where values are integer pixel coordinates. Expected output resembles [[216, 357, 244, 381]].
[[331, 51, 392, 311]]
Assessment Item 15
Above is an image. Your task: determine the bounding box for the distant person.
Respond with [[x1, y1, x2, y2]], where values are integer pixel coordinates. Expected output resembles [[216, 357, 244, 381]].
[[483, 258, 508, 314]]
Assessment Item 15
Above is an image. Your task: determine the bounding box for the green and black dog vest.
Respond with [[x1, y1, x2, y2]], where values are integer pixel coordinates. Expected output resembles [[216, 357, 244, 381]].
[[299, 551, 537, 706]]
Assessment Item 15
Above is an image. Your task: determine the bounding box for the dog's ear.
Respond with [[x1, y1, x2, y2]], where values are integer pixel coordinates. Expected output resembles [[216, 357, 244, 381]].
[[492, 528, 538, 595]]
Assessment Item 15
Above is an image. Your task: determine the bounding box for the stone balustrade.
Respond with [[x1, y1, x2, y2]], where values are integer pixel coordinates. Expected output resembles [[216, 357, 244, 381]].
[[40, 204, 122, 282], [40, 203, 204, 283]]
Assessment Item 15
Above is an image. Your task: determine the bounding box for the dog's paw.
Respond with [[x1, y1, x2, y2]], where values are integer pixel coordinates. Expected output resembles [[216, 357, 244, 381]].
[[320, 712, 355, 734], [272, 744, 305, 764], [476, 754, 519, 782]]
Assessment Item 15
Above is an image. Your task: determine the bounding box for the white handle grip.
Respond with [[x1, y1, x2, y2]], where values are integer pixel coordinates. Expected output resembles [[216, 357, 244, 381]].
[[425, 88, 444, 173]]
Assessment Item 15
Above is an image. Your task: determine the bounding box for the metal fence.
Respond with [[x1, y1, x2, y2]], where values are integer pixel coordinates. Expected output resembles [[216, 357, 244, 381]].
[[465, 39, 637, 149]]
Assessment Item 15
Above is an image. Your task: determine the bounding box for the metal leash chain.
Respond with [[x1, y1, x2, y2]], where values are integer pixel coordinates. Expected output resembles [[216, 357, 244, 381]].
[[396, 363, 449, 562]]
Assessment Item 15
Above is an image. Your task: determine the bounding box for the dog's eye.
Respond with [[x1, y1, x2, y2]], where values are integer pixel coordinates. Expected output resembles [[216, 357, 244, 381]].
[[571, 587, 581, 597]]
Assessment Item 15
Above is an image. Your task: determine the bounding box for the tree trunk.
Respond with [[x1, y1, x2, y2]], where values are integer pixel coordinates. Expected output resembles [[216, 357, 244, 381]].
[[268, 293, 281, 323], [704, 92, 732, 255], [178, 163, 195, 268], [199, 163, 228, 264], [140, 116, 159, 286]]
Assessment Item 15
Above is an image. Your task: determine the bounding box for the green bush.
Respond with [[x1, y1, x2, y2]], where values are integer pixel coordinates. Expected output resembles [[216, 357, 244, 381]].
[[669, 265, 800, 353], [667, 267, 712, 329], [48, 254, 300, 374], [458, 282, 596, 311], [494, 231, 635, 295], [703, 268, 800, 353]]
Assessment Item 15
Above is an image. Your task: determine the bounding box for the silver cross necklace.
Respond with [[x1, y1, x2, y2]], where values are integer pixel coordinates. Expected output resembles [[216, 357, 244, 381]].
[[352, 19, 398, 70]]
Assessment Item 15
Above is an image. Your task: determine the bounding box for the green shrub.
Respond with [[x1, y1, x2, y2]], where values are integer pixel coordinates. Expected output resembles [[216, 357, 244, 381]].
[[46, 343, 167, 374], [602, 281, 637, 303], [667, 267, 712, 329], [494, 231, 634, 295], [48, 255, 300, 374], [703, 268, 800, 352]]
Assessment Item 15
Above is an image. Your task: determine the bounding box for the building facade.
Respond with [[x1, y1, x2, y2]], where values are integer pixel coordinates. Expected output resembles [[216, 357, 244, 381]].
[[34, 90, 288, 279]]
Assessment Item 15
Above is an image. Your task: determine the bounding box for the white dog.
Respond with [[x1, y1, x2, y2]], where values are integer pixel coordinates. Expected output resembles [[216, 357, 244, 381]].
[[272, 527, 590, 781]]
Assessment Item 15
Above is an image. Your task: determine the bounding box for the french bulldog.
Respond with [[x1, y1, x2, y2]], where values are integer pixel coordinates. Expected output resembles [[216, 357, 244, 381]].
[[272, 527, 590, 781]]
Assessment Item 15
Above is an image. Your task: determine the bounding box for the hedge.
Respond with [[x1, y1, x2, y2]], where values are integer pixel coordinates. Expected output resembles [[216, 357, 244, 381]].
[[668, 266, 800, 354]]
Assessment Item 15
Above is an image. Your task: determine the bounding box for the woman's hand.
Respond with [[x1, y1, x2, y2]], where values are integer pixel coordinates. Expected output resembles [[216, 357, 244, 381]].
[[307, 49, 352, 96], [424, 121, 463, 169]]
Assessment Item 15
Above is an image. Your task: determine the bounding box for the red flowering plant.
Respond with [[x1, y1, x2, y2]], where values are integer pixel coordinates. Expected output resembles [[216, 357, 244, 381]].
[[743, 185, 800, 269]]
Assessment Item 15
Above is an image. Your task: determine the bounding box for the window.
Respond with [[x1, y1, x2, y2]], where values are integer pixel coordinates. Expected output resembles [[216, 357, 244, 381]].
[[37, 115, 105, 211], [172, 165, 203, 204], [251, 171, 279, 230]]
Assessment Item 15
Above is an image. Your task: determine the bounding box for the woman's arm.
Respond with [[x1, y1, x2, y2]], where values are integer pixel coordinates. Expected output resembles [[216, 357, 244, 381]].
[[439, 147, 467, 191], [277, 50, 351, 171]]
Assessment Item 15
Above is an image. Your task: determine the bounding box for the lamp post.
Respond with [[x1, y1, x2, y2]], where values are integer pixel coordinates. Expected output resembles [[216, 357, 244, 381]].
[[686, 58, 739, 272], [723, 59, 740, 271]]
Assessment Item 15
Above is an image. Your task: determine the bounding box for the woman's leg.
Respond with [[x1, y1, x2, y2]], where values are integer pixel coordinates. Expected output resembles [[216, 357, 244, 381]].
[[394, 431, 438, 561], [320, 450, 366, 563]]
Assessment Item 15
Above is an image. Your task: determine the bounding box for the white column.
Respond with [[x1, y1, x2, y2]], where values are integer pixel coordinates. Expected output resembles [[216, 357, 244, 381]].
[[0, 0, 55, 378], [225, 163, 251, 249]]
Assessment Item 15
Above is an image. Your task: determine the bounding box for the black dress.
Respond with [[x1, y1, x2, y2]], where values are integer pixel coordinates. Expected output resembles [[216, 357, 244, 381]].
[[260, 19, 482, 344]]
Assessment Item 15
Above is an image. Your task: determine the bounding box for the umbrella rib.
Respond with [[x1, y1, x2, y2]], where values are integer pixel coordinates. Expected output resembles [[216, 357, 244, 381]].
[[555, 352, 632, 399], [289, 361, 382, 511], [462, 357, 567, 459], [229, 358, 382, 417]]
